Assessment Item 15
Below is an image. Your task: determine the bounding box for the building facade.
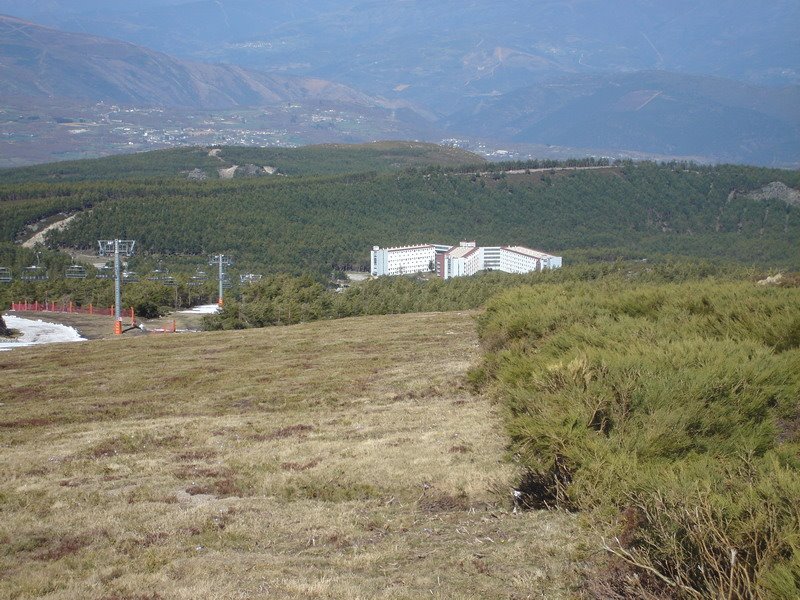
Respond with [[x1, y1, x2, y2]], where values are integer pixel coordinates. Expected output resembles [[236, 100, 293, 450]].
[[371, 242, 562, 279], [440, 241, 483, 279], [371, 244, 437, 276]]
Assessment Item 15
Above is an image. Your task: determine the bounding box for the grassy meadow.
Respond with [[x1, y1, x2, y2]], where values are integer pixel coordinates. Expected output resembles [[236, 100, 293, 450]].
[[1, 311, 586, 599]]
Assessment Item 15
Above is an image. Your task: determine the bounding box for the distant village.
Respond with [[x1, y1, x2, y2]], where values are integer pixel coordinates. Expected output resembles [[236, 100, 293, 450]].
[[370, 242, 562, 279]]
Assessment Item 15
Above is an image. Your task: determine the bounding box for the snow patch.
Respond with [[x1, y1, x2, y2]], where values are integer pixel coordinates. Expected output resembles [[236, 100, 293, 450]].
[[0, 315, 86, 351], [179, 304, 220, 315]]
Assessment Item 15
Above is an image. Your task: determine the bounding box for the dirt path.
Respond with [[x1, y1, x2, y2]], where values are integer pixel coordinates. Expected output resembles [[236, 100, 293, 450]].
[[218, 165, 238, 179], [21, 214, 78, 248], [476, 165, 616, 177]]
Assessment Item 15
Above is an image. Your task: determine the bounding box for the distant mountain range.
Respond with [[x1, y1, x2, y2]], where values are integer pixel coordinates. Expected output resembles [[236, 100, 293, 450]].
[[0, 3, 798, 167], [5, 1, 797, 106], [0, 14, 391, 111], [448, 71, 800, 165]]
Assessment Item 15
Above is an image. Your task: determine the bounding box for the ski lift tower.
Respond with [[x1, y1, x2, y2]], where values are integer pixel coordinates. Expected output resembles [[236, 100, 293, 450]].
[[209, 254, 232, 307], [98, 239, 136, 335]]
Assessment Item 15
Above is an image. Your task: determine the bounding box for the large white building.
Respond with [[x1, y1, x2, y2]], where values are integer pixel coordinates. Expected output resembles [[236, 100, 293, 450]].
[[437, 241, 483, 279], [371, 241, 562, 279], [498, 246, 563, 274], [371, 244, 437, 276]]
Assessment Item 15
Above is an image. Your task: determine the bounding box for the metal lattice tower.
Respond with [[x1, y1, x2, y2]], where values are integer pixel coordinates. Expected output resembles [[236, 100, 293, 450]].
[[98, 240, 136, 334], [209, 254, 232, 306]]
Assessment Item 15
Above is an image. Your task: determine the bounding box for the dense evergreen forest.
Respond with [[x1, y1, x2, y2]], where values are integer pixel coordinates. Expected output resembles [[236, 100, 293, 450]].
[[1, 151, 799, 279], [1, 144, 799, 317]]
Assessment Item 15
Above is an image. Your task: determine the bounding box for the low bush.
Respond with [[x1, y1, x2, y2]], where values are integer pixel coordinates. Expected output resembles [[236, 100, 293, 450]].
[[476, 280, 800, 598]]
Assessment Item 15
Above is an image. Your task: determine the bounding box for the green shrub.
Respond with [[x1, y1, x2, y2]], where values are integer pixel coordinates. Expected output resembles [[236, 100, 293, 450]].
[[477, 280, 800, 598]]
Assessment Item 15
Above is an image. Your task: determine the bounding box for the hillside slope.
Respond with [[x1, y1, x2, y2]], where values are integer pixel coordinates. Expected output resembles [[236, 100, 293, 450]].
[[0, 142, 483, 184], [2, 5, 798, 166], [0, 311, 585, 598], [26, 162, 800, 271]]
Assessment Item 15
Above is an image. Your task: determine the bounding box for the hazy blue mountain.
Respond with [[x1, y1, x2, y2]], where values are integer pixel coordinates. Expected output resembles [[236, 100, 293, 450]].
[[5, 0, 796, 111], [0, 2, 797, 166], [447, 71, 800, 166], [0, 14, 392, 110]]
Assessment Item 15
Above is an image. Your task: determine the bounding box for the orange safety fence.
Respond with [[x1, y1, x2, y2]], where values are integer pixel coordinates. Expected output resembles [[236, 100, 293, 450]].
[[11, 301, 180, 335], [11, 300, 117, 317]]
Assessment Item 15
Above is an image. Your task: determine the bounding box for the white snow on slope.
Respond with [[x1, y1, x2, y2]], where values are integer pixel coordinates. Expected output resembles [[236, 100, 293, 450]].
[[179, 304, 220, 314], [0, 315, 86, 351]]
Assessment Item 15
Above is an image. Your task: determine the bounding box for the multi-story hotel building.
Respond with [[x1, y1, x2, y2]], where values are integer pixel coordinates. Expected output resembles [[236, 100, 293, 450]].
[[370, 244, 437, 276], [371, 241, 562, 279]]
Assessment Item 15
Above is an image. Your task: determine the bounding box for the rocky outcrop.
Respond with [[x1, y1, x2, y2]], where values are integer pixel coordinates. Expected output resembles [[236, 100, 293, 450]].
[[186, 168, 208, 181], [744, 182, 800, 207]]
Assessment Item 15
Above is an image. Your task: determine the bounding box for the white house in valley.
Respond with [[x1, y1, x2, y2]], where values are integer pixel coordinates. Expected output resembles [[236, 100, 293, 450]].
[[370, 241, 562, 279]]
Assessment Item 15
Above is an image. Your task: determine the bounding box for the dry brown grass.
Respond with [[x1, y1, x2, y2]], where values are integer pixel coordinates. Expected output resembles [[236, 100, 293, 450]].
[[1, 311, 587, 599]]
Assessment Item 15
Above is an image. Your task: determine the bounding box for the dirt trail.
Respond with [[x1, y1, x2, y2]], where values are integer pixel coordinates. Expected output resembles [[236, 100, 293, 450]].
[[21, 214, 78, 248], [218, 165, 238, 179], [476, 165, 616, 177]]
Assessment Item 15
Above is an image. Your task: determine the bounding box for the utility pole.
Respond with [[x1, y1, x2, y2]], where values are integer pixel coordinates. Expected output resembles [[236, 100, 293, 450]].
[[98, 239, 135, 334], [209, 254, 232, 307]]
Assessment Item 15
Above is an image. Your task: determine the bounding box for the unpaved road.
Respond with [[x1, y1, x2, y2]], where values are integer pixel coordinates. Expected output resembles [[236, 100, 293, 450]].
[[21, 214, 78, 248]]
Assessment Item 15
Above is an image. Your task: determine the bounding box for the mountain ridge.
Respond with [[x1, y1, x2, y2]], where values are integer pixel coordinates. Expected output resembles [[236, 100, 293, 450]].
[[0, 8, 798, 167], [447, 71, 800, 166], [0, 14, 411, 112]]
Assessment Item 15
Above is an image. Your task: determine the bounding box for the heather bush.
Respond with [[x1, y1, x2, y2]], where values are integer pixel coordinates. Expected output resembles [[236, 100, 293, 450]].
[[476, 280, 800, 598]]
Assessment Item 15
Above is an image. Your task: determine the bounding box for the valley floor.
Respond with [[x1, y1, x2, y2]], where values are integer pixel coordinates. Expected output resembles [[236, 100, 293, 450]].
[[0, 311, 586, 599]]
